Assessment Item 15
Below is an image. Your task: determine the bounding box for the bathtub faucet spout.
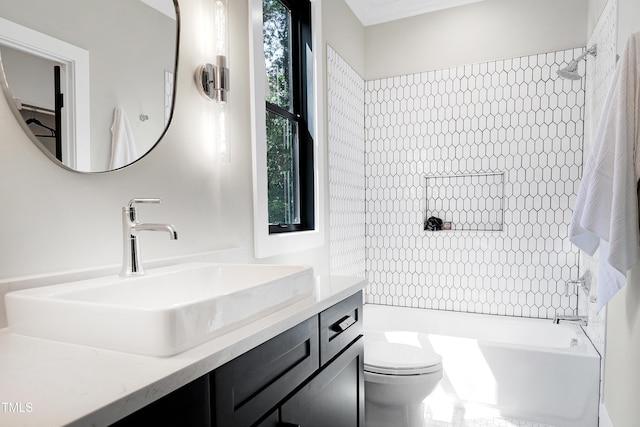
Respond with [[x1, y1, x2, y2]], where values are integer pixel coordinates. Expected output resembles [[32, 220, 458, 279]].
[[552, 315, 588, 326]]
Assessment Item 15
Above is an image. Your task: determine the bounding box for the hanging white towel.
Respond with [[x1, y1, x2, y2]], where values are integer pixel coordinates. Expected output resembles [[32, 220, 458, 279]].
[[568, 32, 640, 312], [109, 107, 138, 169]]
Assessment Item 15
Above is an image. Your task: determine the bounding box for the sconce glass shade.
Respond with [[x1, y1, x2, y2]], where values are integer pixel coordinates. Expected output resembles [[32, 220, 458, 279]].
[[195, 0, 230, 163], [218, 106, 229, 162], [195, 0, 229, 102], [215, 0, 228, 57]]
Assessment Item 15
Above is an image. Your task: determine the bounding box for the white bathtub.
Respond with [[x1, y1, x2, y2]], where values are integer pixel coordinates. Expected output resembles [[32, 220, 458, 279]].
[[364, 304, 601, 427]]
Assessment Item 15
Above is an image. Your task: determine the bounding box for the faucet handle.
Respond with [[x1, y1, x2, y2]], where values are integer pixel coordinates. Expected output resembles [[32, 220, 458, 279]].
[[124, 198, 162, 222], [564, 271, 594, 301], [127, 198, 162, 208], [564, 280, 579, 296]]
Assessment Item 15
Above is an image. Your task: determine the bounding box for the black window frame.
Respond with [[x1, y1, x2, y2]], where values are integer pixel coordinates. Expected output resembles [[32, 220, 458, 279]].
[[265, 0, 314, 234]]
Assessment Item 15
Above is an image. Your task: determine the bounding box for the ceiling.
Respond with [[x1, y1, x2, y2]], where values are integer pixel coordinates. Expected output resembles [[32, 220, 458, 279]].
[[140, 0, 176, 19], [345, 0, 487, 26]]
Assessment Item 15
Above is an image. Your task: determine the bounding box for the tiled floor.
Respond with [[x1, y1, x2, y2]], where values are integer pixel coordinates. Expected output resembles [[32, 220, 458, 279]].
[[422, 405, 554, 427], [366, 398, 555, 427], [421, 392, 554, 427]]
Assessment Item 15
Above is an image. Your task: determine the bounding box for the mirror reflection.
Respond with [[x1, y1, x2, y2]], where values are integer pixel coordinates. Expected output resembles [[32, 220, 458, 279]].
[[0, 0, 178, 172]]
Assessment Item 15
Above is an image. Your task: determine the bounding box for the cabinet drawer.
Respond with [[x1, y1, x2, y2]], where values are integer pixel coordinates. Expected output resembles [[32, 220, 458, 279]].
[[211, 316, 319, 427], [319, 291, 363, 366]]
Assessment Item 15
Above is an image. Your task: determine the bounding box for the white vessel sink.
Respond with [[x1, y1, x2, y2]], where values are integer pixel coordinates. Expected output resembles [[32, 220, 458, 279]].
[[5, 262, 315, 356]]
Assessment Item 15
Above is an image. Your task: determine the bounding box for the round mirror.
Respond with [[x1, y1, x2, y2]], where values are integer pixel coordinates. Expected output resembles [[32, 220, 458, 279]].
[[0, 0, 179, 173]]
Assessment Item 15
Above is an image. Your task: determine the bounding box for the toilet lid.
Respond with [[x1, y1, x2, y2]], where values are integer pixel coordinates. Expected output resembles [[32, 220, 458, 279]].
[[364, 338, 442, 376]]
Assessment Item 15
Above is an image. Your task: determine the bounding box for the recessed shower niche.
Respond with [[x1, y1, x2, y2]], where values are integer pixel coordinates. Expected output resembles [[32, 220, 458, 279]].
[[424, 172, 505, 231]]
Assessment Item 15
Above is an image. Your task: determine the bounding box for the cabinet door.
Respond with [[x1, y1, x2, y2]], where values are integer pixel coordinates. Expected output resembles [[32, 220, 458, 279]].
[[212, 316, 319, 427], [280, 338, 364, 427]]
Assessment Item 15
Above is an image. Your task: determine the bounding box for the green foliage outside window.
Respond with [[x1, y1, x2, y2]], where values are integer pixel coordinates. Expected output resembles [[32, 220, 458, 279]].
[[263, 0, 299, 225], [263, 0, 291, 111]]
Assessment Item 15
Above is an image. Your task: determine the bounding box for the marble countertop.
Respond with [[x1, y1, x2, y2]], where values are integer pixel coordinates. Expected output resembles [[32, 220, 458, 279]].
[[0, 275, 366, 427]]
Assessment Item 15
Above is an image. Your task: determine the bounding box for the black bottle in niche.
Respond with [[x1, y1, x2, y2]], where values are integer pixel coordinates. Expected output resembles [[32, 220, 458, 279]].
[[424, 216, 443, 231]]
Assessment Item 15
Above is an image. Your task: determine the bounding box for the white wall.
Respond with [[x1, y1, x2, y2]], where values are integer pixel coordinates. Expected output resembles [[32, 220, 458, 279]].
[[0, 0, 334, 282], [602, 0, 640, 424], [588, 0, 611, 34], [616, 0, 640, 57], [605, 267, 640, 427], [364, 0, 589, 80], [322, 0, 366, 77]]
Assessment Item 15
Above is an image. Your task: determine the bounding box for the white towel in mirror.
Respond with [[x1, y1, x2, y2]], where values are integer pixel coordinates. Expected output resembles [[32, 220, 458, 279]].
[[109, 107, 138, 169]]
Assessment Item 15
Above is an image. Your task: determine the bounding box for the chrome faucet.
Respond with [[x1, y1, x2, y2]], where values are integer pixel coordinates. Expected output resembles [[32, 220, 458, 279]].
[[565, 271, 596, 303], [552, 315, 588, 326], [121, 198, 178, 277]]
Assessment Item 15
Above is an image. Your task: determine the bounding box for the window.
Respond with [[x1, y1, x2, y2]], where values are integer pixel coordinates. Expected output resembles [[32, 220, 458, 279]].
[[263, 0, 314, 233], [249, 0, 324, 259]]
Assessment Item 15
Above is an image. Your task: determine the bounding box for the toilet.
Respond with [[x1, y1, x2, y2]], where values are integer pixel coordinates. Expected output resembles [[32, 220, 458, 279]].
[[364, 332, 443, 427]]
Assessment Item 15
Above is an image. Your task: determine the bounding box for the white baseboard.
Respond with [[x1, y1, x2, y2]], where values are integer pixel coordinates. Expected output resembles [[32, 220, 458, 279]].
[[600, 404, 613, 427]]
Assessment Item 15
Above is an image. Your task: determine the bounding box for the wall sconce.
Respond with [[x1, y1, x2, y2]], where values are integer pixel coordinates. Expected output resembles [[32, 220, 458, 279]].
[[195, 0, 230, 162], [195, 0, 229, 103]]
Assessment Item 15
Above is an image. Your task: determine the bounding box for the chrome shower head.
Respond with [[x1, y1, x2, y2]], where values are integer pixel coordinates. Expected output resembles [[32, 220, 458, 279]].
[[556, 45, 598, 80], [557, 61, 582, 80]]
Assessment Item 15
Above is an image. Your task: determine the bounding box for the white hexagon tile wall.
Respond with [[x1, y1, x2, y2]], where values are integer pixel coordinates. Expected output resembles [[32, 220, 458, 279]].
[[328, 45, 588, 319], [328, 46, 366, 278]]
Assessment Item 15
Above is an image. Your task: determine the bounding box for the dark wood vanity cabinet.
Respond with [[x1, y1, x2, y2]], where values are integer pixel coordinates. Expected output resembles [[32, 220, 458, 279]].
[[212, 291, 364, 427], [111, 291, 363, 427], [110, 374, 212, 427]]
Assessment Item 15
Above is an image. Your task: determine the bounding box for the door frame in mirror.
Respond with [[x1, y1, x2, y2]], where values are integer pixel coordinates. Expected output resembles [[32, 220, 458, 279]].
[[0, 16, 90, 171]]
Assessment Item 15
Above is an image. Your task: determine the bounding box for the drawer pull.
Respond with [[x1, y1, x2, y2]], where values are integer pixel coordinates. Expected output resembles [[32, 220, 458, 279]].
[[331, 315, 356, 333], [279, 424, 301, 427]]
